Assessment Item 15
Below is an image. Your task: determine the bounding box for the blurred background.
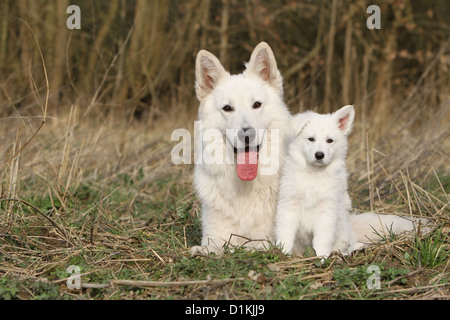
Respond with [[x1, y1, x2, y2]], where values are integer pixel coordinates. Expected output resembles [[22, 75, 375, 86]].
[[1, 0, 449, 125]]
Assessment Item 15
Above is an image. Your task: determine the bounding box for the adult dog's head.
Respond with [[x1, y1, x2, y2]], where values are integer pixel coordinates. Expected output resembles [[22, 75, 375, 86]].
[[194, 42, 286, 181]]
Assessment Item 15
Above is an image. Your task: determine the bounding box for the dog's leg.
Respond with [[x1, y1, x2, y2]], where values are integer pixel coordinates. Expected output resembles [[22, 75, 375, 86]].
[[275, 202, 300, 254], [312, 202, 337, 259]]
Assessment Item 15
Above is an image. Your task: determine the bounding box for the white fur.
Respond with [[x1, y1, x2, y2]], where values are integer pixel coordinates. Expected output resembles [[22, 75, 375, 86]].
[[190, 42, 293, 255], [276, 106, 357, 258], [275, 106, 428, 258]]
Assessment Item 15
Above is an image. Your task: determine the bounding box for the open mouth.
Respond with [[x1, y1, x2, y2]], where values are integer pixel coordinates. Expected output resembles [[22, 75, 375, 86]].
[[231, 143, 262, 181], [226, 128, 266, 181]]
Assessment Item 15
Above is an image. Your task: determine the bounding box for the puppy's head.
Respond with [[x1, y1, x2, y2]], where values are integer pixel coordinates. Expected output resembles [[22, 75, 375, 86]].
[[292, 105, 355, 167]]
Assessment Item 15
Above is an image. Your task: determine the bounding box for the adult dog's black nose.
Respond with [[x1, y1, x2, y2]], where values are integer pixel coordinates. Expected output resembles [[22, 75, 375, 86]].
[[237, 127, 256, 144], [315, 152, 325, 160]]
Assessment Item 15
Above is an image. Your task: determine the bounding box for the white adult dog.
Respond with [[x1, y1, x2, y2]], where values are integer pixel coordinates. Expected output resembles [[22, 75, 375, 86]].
[[190, 42, 293, 255]]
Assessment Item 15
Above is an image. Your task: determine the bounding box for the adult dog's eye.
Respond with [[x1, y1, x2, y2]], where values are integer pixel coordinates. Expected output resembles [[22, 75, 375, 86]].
[[222, 105, 233, 112], [308, 137, 315, 142], [327, 138, 334, 143], [252, 101, 262, 109]]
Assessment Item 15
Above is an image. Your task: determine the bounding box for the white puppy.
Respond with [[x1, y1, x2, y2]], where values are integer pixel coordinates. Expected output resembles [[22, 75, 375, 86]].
[[275, 105, 358, 258]]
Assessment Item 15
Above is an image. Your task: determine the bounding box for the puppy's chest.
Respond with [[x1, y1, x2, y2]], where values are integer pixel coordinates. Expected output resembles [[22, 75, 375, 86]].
[[293, 170, 344, 203]]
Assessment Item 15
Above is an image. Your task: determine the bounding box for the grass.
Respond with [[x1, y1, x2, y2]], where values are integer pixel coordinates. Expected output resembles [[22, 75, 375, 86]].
[[0, 107, 448, 300], [408, 226, 449, 268]]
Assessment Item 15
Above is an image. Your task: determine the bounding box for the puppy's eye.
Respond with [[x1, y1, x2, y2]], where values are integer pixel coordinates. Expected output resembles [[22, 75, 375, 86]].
[[252, 101, 262, 109], [308, 137, 315, 142], [222, 105, 233, 112], [327, 138, 334, 143]]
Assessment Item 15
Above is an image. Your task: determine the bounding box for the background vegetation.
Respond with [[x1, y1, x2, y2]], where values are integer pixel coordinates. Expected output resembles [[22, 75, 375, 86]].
[[0, 0, 448, 300]]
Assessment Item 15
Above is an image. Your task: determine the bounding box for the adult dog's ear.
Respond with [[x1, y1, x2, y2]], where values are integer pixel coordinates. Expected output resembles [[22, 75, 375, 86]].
[[195, 50, 229, 100], [245, 42, 283, 95], [334, 105, 355, 136]]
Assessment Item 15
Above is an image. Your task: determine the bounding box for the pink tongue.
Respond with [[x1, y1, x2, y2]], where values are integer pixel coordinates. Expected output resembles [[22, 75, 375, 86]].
[[236, 151, 258, 181]]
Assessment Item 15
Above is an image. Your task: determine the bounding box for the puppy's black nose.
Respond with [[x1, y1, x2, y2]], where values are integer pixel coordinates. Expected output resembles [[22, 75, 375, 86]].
[[237, 127, 256, 143], [315, 152, 325, 160]]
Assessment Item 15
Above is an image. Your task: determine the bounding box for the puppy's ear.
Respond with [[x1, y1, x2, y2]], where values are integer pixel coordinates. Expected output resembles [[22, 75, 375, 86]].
[[291, 112, 312, 136], [245, 42, 283, 95], [334, 105, 355, 136], [195, 50, 229, 100]]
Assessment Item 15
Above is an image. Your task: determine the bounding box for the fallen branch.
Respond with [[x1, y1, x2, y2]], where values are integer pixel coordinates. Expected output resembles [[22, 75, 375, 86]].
[[79, 277, 246, 289]]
